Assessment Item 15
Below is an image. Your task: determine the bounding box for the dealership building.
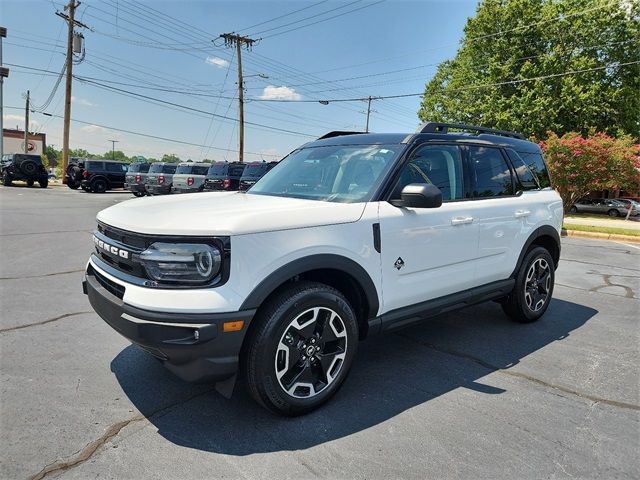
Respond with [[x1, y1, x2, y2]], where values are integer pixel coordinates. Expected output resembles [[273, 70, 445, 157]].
[[2, 128, 47, 157]]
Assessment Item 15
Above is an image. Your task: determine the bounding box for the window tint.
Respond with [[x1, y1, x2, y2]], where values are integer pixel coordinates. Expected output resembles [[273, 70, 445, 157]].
[[506, 150, 538, 190], [175, 165, 193, 174], [128, 163, 150, 173], [207, 163, 227, 175], [162, 164, 176, 174], [469, 146, 514, 197], [229, 164, 245, 176], [105, 162, 126, 172], [392, 145, 464, 201], [242, 163, 268, 177], [517, 152, 551, 188], [87, 161, 103, 170], [192, 165, 209, 175]]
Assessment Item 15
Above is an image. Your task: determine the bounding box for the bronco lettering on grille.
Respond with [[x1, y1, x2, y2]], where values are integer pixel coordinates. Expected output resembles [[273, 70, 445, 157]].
[[93, 235, 130, 259]]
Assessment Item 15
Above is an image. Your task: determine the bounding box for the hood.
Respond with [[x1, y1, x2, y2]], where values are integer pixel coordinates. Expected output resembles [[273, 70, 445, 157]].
[[96, 192, 367, 236]]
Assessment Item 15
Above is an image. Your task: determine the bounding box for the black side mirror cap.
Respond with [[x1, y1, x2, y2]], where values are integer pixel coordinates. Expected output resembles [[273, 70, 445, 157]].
[[397, 183, 443, 208]]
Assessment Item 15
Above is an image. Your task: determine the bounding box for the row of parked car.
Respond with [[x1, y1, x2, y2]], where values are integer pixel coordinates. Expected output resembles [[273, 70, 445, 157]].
[[570, 197, 639, 217], [65, 159, 278, 195]]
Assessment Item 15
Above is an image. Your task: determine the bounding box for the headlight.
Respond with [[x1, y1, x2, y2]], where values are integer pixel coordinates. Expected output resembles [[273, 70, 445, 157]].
[[139, 243, 222, 284]]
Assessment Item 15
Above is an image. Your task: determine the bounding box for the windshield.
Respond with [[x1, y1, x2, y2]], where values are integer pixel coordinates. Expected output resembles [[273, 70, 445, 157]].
[[175, 165, 193, 174], [192, 165, 209, 175], [242, 163, 268, 177], [128, 163, 149, 173], [207, 163, 227, 176], [248, 144, 401, 203]]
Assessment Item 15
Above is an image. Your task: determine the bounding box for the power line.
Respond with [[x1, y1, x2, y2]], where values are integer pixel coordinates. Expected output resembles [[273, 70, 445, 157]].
[[238, 0, 329, 33]]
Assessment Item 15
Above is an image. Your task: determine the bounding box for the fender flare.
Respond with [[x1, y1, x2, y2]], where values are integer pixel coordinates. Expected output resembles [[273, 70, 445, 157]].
[[510, 225, 561, 278], [239, 254, 380, 317]]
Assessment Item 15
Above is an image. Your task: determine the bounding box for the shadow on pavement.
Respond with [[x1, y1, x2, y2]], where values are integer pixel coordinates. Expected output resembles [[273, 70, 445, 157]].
[[111, 298, 596, 455]]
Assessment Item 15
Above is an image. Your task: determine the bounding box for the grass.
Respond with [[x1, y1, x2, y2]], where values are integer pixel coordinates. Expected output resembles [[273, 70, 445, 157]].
[[563, 223, 640, 237]]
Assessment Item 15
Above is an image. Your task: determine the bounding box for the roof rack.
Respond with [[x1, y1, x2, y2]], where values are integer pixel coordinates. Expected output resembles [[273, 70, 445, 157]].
[[317, 131, 365, 140], [417, 122, 525, 140]]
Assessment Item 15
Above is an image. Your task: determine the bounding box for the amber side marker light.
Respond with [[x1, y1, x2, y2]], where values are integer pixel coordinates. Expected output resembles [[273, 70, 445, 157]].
[[223, 320, 244, 332]]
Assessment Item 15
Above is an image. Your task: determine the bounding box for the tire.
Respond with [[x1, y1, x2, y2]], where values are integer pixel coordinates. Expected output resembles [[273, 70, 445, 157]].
[[91, 178, 108, 193], [39, 179, 48, 188], [133, 191, 145, 197], [20, 161, 38, 176], [501, 246, 555, 323], [569, 206, 578, 213], [26, 179, 34, 187], [608, 209, 619, 217], [243, 281, 359, 416], [67, 181, 79, 190], [81, 185, 91, 192], [2, 172, 11, 186]]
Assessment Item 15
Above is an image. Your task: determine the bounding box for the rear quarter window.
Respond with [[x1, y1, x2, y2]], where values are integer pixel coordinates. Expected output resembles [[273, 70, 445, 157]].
[[163, 164, 177, 174], [517, 151, 551, 188]]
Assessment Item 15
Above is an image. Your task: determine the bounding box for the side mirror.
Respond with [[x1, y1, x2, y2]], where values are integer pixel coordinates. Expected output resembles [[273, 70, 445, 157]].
[[398, 183, 443, 208]]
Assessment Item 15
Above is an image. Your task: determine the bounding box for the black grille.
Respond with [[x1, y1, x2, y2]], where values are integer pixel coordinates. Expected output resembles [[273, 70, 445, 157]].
[[88, 265, 125, 299], [98, 222, 148, 249]]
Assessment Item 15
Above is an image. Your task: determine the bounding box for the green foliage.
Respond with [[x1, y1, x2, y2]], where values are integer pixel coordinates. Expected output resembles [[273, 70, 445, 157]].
[[161, 153, 181, 163], [418, 0, 640, 139], [103, 150, 130, 162], [541, 132, 640, 211], [44, 146, 60, 167]]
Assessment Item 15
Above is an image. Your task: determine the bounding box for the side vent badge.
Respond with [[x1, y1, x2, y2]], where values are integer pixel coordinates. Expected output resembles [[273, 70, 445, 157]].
[[394, 257, 405, 270]]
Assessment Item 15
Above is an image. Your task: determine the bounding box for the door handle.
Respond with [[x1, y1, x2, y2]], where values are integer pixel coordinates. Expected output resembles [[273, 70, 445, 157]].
[[514, 210, 531, 218], [451, 216, 474, 225]]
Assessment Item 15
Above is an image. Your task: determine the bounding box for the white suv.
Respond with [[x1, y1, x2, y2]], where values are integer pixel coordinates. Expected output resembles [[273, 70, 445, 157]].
[[83, 122, 563, 415]]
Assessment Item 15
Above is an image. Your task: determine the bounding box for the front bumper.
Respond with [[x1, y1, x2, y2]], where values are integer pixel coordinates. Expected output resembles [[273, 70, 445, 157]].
[[83, 265, 255, 383], [124, 183, 146, 193], [145, 184, 171, 195]]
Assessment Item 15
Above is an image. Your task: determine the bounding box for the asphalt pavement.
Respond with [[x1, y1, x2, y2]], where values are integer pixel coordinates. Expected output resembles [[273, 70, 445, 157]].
[[1, 185, 638, 480]]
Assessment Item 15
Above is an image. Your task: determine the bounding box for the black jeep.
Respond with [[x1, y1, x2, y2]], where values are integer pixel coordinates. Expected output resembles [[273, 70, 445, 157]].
[[80, 160, 129, 193], [1, 153, 49, 188]]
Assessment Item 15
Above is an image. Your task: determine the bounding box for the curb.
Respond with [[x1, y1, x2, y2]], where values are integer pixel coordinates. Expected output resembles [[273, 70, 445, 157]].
[[561, 228, 640, 244]]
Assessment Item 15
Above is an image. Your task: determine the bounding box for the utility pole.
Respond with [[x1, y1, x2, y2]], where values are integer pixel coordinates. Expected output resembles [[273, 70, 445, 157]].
[[108, 139, 118, 159], [23, 90, 29, 153], [219, 33, 257, 163], [57, 1, 89, 183], [364, 96, 378, 133], [0, 26, 8, 160]]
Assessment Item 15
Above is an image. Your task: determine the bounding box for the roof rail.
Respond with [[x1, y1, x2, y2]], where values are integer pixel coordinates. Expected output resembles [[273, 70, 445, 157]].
[[317, 131, 364, 140], [417, 122, 525, 140]]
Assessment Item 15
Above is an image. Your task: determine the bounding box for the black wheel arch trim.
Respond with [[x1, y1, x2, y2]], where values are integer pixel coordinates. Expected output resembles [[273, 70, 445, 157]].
[[239, 254, 380, 318], [510, 225, 561, 278]]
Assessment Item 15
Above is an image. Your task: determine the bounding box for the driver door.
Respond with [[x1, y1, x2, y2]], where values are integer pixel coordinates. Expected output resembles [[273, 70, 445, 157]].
[[378, 144, 479, 314]]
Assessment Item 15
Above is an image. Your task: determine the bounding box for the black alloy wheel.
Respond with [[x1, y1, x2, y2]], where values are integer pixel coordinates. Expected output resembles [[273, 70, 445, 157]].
[[67, 181, 79, 190], [501, 246, 555, 323], [244, 281, 358, 416], [3, 172, 12, 186], [91, 178, 108, 193]]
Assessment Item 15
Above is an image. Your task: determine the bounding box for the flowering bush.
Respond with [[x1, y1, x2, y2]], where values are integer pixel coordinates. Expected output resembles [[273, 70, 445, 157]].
[[540, 132, 640, 212]]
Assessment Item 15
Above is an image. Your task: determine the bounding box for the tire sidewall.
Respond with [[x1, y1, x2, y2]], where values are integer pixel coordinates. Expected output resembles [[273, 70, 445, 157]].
[[92, 178, 107, 193], [253, 288, 358, 414], [513, 247, 555, 322]]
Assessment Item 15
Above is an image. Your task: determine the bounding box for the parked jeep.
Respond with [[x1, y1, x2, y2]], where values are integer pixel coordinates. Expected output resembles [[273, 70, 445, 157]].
[[84, 122, 562, 416], [238, 161, 278, 191], [203, 161, 246, 191], [1, 153, 49, 188], [124, 162, 152, 197], [171, 163, 210, 194], [145, 162, 177, 195], [80, 160, 128, 193]]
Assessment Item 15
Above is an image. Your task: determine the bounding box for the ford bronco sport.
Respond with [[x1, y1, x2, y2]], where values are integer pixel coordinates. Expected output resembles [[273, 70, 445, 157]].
[[83, 122, 562, 416]]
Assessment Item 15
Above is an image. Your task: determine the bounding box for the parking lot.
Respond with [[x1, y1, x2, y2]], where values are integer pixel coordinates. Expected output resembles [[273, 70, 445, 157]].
[[1, 185, 638, 479]]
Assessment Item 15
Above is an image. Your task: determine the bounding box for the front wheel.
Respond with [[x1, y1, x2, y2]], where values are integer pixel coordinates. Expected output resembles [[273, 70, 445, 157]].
[[67, 181, 79, 190], [2, 173, 11, 186], [502, 246, 555, 323], [243, 281, 358, 416], [91, 178, 108, 193], [39, 179, 48, 188], [608, 209, 619, 217], [132, 191, 145, 197], [26, 179, 35, 187]]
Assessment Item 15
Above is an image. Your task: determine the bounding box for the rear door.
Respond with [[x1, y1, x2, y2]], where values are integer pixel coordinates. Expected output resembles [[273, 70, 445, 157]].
[[378, 143, 479, 312], [105, 162, 127, 187]]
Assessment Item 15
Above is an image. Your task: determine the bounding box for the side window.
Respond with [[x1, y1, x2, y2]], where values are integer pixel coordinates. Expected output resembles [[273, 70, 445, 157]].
[[469, 146, 514, 198], [518, 152, 551, 188], [105, 163, 124, 173], [392, 145, 464, 201], [506, 149, 538, 190]]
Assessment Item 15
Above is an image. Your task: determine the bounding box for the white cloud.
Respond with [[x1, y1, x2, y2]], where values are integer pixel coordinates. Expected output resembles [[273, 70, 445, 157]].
[[3, 114, 41, 130], [205, 56, 229, 68], [71, 96, 97, 107], [80, 124, 108, 134], [259, 85, 301, 101]]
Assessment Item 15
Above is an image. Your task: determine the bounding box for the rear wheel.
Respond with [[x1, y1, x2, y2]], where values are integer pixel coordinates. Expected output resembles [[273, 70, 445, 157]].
[[67, 181, 79, 190], [2, 172, 12, 186], [502, 246, 555, 323], [39, 179, 48, 188], [26, 179, 34, 187], [91, 178, 108, 193], [569, 206, 578, 213], [244, 281, 358, 416], [608, 209, 619, 217]]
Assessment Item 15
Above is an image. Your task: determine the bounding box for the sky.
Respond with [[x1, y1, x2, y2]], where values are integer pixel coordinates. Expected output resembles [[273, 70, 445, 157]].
[[1, 0, 480, 162]]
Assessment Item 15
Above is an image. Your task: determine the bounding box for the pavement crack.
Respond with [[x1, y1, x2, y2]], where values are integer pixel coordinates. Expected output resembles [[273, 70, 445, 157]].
[[556, 282, 638, 300], [28, 387, 217, 480], [589, 273, 636, 298], [560, 258, 640, 272], [0, 311, 93, 333], [396, 334, 640, 412], [0, 268, 85, 280]]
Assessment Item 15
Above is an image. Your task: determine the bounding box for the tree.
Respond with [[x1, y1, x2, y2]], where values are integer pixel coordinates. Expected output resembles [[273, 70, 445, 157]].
[[541, 132, 640, 212], [418, 0, 640, 139], [161, 153, 181, 163], [44, 146, 60, 167]]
